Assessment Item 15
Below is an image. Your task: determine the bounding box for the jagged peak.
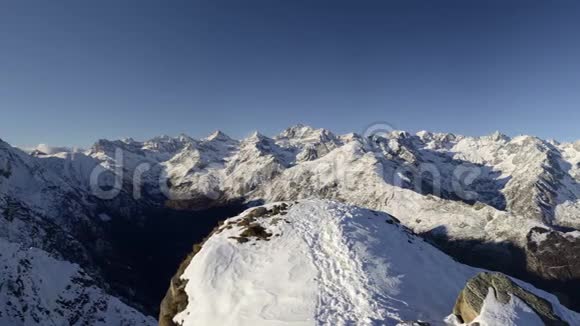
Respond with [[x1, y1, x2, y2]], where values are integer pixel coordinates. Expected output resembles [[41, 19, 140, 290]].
[[204, 130, 232, 142], [276, 124, 315, 138], [30, 149, 48, 157], [247, 131, 268, 140], [547, 139, 560, 146], [121, 137, 138, 144], [243, 132, 279, 149], [387, 130, 411, 139], [412, 131, 464, 144], [415, 130, 433, 139], [142, 134, 197, 146], [276, 124, 337, 144], [91, 138, 119, 148], [483, 130, 511, 142], [339, 132, 362, 143], [88, 139, 138, 155], [32, 144, 74, 155], [177, 133, 195, 142], [510, 134, 543, 146]]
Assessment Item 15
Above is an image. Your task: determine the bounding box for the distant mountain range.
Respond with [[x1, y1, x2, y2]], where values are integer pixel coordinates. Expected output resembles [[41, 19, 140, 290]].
[[1, 125, 579, 325]]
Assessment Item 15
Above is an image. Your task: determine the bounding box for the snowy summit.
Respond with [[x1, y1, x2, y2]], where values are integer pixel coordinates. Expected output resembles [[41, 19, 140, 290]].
[[162, 200, 579, 326]]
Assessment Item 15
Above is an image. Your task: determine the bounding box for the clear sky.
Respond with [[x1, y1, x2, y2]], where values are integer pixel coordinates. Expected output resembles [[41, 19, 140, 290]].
[[1, 0, 579, 147]]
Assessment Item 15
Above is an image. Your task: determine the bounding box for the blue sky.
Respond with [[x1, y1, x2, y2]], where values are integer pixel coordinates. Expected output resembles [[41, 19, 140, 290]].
[[1, 0, 579, 147]]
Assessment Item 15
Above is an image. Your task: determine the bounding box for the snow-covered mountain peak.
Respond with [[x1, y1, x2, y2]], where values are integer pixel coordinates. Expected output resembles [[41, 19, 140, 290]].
[[121, 136, 138, 144], [246, 131, 268, 141], [177, 133, 195, 142], [387, 130, 412, 139], [89, 138, 138, 154], [484, 130, 511, 142], [415, 130, 433, 140], [273, 125, 341, 163], [204, 130, 232, 142], [163, 199, 580, 326], [510, 134, 543, 146], [168, 199, 479, 325], [414, 130, 461, 143], [276, 124, 336, 143], [30, 144, 74, 155], [276, 123, 314, 138], [143, 135, 195, 153], [339, 132, 362, 143]]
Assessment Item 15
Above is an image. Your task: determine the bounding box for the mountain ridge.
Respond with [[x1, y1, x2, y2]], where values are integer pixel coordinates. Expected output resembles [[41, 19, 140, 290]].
[[162, 199, 580, 326], [1, 125, 580, 324]]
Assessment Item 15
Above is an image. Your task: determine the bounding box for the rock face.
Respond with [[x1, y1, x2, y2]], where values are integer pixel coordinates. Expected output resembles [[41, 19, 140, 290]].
[[452, 272, 568, 325], [526, 227, 580, 281], [159, 249, 196, 326]]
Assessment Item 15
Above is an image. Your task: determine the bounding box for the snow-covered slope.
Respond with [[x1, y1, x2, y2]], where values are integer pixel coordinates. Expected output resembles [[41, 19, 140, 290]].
[[166, 200, 580, 326], [0, 139, 157, 323], [0, 238, 156, 326], [0, 139, 93, 263]]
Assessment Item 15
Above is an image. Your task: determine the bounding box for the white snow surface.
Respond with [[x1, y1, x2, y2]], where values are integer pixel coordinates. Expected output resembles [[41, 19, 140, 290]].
[[0, 238, 156, 326], [469, 289, 544, 326], [175, 200, 580, 326], [175, 200, 479, 326]]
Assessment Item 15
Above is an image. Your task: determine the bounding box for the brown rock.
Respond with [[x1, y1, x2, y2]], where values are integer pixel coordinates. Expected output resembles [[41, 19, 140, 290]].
[[453, 272, 567, 325]]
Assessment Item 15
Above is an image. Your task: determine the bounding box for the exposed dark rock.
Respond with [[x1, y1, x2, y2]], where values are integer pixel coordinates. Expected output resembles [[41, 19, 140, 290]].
[[522, 227, 580, 310], [158, 248, 194, 326], [453, 272, 567, 325], [239, 224, 272, 240], [158, 217, 231, 326], [246, 207, 268, 218], [421, 225, 580, 312], [245, 203, 291, 219], [525, 227, 580, 282]]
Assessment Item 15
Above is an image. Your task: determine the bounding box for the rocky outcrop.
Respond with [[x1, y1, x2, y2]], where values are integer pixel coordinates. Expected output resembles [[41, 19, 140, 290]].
[[158, 222, 224, 326], [159, 249, 197, 326], [452, 272, 567, 325], [525, 227, 580, 281]]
